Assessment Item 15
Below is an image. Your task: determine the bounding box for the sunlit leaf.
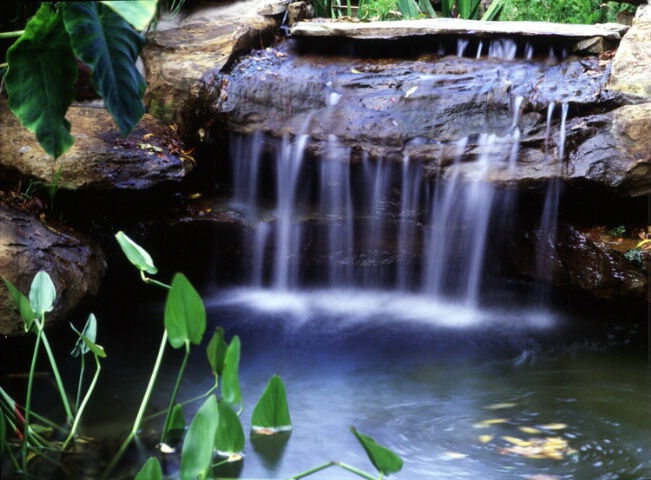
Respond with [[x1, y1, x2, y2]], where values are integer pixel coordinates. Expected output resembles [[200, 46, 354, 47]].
[[350, 426, 403, 476], [251, 375, 292, 433], [180, 395, 218, 480], [519, 426, 542, 434], [163, 403, 186, 449], [539, 423, 567, 430], [165, 273, 206, 349], [62, 2, 146, 137], [71, 319, 106, 358], [29, 271, 56, 316], [484, 403, 517, 410], [3, 277, 35, 330], [478, 434, 493, 443], [71, 313, 97, 357], [5, 3, 77, 158], [443, 451, 468, 459], [134, 457, 163, 480], [99, 0, 157, 31], [206, 327, 228, 377], [215, 401, 245, 457], [114, 231, 158, 274], [222, 337, 242, 408]]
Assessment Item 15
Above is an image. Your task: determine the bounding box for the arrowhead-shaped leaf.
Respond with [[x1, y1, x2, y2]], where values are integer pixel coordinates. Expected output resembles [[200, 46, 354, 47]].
[[215, 401, 245, 457], [206, 327, 228, 377], [29, 271, 56, 316], [163, 403, 186, 448], [62, 2, 146, 137], [5, 3, 77, 159], [351, 426, 403, 476], [251, 375, 292, 433], [114, 231, 158, 274], [165, 273, 207, 349], [222, 336, 242, 408], [3, 277, 35, 331], [100, 1, 157, 31], [135, 457, 163, 480], [71, 313, 98, 357], [181, 395, 219, 480]]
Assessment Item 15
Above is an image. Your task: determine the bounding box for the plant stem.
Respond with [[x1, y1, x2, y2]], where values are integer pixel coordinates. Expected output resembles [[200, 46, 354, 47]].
[[0, 31, 24, 39], [75, 354, 85, 414], [39, 329, 74, 422], [62, 354, 101, 450], [140, 271, 171, 290], [290, 461, 337, 479], [337, 462, 380, 480], [102, 329, 170, 480], [22, 318, 44, 470], [159, 341, 191, 445]]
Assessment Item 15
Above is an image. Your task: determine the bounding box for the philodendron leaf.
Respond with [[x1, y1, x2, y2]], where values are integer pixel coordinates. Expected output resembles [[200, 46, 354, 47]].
[[115, 231, 158, 274], [251, 375, 292, 433], [206, 327, 228, 377], [215, 401, 245, 458], [350, 426, 403, 476], [100, 0, 157, 31], [3, 277, 35, 331], [5, 3, 77, 159], [163, 403, 186, 449], [62, 2, 146, 137], [222, 336, 242, 408], [29, 271, 56, 316], [134, 457, 163, 480], [71, 313, 98, 357], [180, 395, 219, 480], [165, 273, 206, 349]]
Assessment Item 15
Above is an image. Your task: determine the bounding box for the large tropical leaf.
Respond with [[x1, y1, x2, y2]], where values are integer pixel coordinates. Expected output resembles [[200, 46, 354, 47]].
[[181, 395, 219, 480], [165, 273, 207, 349], [62, 2, 146, 137], [214, 401, 245, 458], [251, 375, 292, 433], [351, 426, 403, 476], [100, 1, 157, 31], [5, 3, 77, 159]]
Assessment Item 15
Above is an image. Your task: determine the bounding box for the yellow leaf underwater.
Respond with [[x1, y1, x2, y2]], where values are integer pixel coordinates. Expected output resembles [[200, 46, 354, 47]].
[[539, 423, 567, 430], [443, 451, 468, 459], [519, 426, 542, 434], [484, 402, 517, 410], [474, 418, 509, 428], [478, 434, 494, 443], [502, 436, 533, 447]]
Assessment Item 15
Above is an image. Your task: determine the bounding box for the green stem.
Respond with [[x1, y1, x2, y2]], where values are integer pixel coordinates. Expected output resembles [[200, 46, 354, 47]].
[[62, 354, 101, 450], [142, 384, 217, 423], [22, 318, 44, 470], [337, 462, 380, 480], [39, 329, 74, 422], [102, 329, 169, 480], [0, 30, 24, 39], [159, 341, 191, 445], [75, 354, 85, 414], [290, 461, 337, 479], [140, 271, 171, 290]]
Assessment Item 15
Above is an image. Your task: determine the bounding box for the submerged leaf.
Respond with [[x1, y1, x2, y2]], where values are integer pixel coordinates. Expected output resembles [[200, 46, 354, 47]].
[[484, 402, 517, 410], [478, 434, 494, 443], [539, 423, 567, 430], [519, 426, 542, 434], [473, 418, 508, 428]]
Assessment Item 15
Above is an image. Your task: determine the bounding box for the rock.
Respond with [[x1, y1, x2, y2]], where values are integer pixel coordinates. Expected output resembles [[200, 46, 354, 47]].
[[141, 0, 281, 134], [608, 4, 651, 97], [290, 18, 622, 53], [511, 223, 648, 301], [0, 98, 191, 191], [258, 0, 289, 16], [0, 206, 107, 336], [287, 2, 314, 27]]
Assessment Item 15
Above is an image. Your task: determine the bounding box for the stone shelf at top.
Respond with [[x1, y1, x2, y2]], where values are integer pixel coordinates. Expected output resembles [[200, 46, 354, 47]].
[[290, 18, 629, 54]]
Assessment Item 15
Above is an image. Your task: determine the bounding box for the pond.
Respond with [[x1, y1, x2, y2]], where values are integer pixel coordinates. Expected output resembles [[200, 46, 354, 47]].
[[32, 282, 644, 480]]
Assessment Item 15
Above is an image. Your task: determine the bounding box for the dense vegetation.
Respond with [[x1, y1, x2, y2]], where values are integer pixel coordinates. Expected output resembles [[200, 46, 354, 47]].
[[499, 0, 637, 24]]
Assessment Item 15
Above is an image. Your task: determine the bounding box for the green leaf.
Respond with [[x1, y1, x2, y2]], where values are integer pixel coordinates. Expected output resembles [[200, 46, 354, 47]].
[[418, 0, 436, 17], [5, 3, 77, 159], [100, 1, 157, 31], [206, 327, 228, 377], [441, 0, 453, 17], [3, 277, 35, 330], [134, 457, 163, 480], [163, 403, 186, 448], [29, 271, 56, 316], [114, 231, 158, 274], [215, 401, 245, 457], [165, 273, 206, 349], [251, 375, 292, 433], [70, 318, 107, 358], [181, 395, 219, 480], [71, 313, 98, 357], [350, 426, 403, 476], [62, 2, 146, 137], [397, 0, 420, 19], [481, 0, 505, 21], [222, 336, 242, 408]]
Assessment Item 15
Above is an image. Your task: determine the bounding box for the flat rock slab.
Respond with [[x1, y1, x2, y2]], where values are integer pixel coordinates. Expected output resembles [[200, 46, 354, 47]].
[[291, 18, 625, 52]]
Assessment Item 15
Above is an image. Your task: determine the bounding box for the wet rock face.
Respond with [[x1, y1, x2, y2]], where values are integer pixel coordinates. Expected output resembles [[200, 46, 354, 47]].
[[511, 223, 648, 301], [0, 207, 107, 336], [217, 40, 650, 196]]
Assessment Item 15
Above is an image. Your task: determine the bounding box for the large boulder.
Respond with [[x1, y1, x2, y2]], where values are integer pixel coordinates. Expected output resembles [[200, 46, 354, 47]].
[[608, 4, 651, 97], [141, 0, 281, 134], [0, 206, 107, 336], [0, 99, 191, 191]]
